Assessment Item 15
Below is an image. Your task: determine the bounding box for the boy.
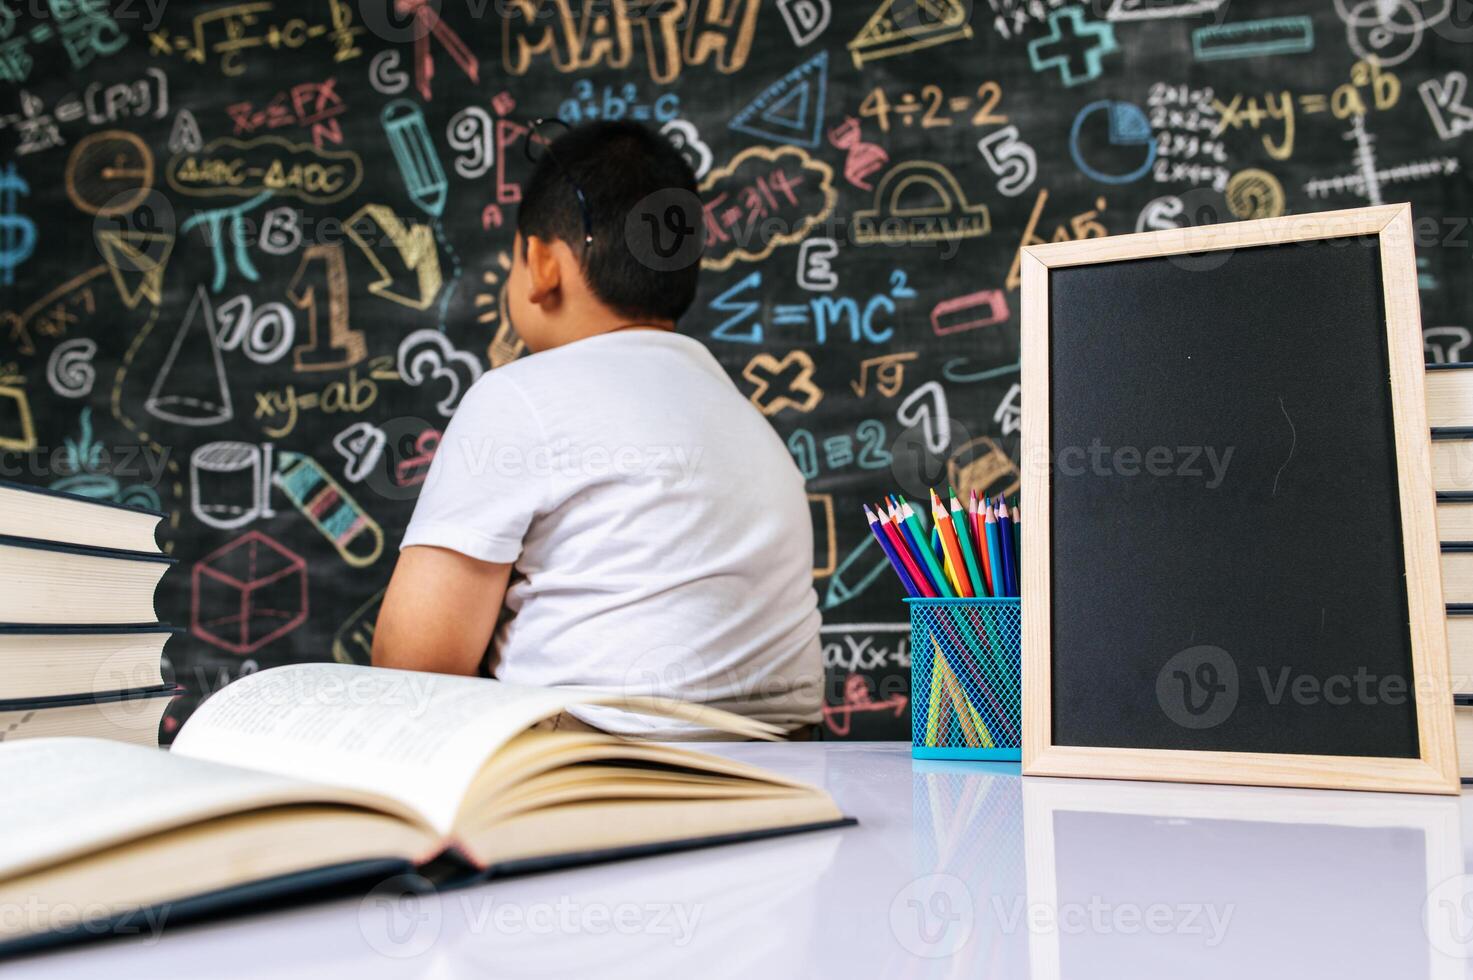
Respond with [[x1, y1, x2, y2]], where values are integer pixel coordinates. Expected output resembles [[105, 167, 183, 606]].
[[372, 121, 823, 739]]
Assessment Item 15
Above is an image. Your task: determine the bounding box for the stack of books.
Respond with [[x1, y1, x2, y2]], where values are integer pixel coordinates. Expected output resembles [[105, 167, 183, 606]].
[[0, 481, 179, 747], [1426, 363, 1473, 778]]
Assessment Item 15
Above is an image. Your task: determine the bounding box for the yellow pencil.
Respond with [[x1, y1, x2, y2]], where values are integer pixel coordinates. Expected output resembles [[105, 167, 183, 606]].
[[934, 639, 993, 748], [930, 522, 962, 595], [925, 642, 945, 746], [940, 654, 982, 748]]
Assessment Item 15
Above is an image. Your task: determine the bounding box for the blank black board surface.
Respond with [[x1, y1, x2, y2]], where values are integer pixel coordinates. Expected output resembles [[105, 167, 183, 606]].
[[1047, 238, 1420, 758]]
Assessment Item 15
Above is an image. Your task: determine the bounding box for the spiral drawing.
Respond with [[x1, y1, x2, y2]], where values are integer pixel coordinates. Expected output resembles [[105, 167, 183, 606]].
[[46, 338, 98, 399]]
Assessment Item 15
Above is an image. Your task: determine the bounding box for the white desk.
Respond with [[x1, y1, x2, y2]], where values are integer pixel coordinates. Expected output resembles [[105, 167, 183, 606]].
[[11, 742, 1473, 978]]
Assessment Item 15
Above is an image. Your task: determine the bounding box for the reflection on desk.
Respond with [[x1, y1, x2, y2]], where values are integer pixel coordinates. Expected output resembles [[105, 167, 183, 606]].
[[1022, 777, 1464, 980], [5, 743, 1469, 980]]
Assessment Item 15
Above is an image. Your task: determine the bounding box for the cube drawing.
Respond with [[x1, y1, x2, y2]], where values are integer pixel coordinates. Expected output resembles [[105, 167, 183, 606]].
[[191, 530, 308, 655]]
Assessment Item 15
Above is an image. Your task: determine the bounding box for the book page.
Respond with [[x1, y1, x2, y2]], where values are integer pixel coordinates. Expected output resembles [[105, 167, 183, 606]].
[[171, 663, 780, 835], [0, 738, 413, 881]]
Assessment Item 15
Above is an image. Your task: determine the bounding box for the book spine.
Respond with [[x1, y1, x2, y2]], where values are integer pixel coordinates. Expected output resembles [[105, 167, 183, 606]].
[[0, 684, 181, 712], [0, 535, 175, 565]]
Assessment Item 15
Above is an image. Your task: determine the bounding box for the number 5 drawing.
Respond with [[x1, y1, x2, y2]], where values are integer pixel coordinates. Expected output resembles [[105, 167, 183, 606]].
[[977, 126, 1037, 198]]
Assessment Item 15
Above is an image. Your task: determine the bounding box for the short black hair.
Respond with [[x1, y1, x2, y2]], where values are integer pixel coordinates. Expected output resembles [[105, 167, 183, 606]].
[[516, 120, 701, 323]]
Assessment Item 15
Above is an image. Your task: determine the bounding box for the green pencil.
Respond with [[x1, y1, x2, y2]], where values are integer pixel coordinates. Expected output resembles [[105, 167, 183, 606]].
[[897, 494, 956, 598], [948, 489, 986, 597]]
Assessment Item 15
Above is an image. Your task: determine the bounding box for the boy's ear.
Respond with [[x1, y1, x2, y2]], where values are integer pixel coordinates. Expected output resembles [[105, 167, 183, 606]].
[[524, 235, 562, 305]]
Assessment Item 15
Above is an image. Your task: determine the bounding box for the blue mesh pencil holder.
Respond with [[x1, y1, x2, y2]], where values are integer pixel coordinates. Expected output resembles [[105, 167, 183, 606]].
[[908, 597, 1021, 761]]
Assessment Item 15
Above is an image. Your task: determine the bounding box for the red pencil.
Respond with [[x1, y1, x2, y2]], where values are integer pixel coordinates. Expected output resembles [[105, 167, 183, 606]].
[[878, 502, 937, 598], [970, 489, 993, 595]]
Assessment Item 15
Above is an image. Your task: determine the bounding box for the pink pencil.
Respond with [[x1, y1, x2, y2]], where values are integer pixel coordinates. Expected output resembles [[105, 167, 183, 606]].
[[970, 489, 993, 595]]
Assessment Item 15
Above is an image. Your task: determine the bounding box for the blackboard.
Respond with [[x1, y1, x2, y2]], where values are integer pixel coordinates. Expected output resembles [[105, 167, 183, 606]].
[[1052, 237, 1414, 757], [1019, 207, 1458, 793], [1, 2, 1471, 742]]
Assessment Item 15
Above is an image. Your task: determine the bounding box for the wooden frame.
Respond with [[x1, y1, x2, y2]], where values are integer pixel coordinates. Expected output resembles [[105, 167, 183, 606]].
[[1022, 777, 1464, 979], [1019, 204, 1459, 795]]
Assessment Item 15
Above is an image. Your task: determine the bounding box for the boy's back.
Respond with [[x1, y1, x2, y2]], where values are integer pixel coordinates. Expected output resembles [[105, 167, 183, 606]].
[[403, 329, 822, 736], [374, 119, 822, 739]]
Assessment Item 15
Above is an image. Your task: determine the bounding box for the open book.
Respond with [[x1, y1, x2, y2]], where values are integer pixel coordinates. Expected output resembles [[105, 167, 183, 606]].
[[0, 663, 850, 954]]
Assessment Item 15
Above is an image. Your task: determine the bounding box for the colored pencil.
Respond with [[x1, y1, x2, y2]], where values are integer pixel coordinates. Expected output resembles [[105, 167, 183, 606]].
[[931, 489, 972, 597], [940, 616, 1009, 739], [935, 642, 987, 748], [878, 503, 936, 598], [983, 503, 1006, 598], [970, 489, 993, 595], [895, 501, 942, 592], [931, 521, 962, 595], [922, 515, 989, 649], [898, 494, 955, 598], [890, 499, 939, 596], [925, 644, 945, 745], [931, 491, 968, 598], [1006, 496, 1020, 596], [915, 507, 956, 596], [864, 504, 920, 597], [995, 498, 1019, 595], [995, 496, 1017, 597], [932, 501, 966, 596], [929, 524, 949, 591], [1011, 501, 1021, 574], [902, 500, 951, 598], [1007, 501, 1019, 562], [864, 487, 1021, 601], [949, 489, 986, 598]]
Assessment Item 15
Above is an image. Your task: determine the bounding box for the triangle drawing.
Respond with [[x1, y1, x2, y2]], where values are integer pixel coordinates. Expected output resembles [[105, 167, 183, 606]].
[[729, 50, 828, 149], [97, 229, 174, 309], [848, 0, 972, 67], [764, 84, 810, 132]]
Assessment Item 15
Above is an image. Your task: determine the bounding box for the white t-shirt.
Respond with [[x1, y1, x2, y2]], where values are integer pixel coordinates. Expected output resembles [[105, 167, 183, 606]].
[[401, 330, 823, 737]]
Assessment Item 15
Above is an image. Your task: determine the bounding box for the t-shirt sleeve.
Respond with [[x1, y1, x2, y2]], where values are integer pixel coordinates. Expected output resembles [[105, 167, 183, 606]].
[[400, 371, 548, 564]]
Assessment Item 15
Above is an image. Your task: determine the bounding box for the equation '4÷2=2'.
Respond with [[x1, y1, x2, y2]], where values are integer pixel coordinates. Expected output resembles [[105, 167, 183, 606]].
[[857, 82, 1008, 133]]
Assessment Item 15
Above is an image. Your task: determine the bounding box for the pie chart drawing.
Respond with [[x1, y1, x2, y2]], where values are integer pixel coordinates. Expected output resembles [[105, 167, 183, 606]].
[[65, 131, 154, 216], [1069, 100, 1157, 185]]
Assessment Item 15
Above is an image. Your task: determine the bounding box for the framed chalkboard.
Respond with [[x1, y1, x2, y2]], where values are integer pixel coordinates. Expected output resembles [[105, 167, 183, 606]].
[[1019, 205, 1458, 794]]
